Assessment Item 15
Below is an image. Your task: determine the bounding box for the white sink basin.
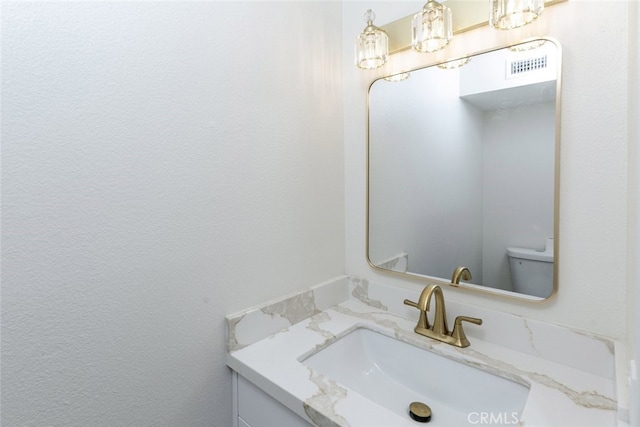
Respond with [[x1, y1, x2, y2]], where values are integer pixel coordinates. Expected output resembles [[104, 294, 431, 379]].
[[301, 328, 530, 426]]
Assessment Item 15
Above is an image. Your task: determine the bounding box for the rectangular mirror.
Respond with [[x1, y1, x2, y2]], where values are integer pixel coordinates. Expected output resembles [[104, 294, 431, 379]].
[[367, 38, 561, 301]]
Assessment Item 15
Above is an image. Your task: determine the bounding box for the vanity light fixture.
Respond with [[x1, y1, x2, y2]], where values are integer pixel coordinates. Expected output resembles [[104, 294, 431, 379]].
[[411, 1, 453, 53], [490, 0, 544, 30], [384, 72, 410, 82], [355, 9, 389, 70]]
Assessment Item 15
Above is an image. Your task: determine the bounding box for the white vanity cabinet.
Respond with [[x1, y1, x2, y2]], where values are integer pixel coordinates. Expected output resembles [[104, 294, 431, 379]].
[[232, 372, 312, 427]]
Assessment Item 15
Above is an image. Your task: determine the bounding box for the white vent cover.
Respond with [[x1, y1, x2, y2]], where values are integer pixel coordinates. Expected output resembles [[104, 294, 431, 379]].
[[506, 55, 548, 79]]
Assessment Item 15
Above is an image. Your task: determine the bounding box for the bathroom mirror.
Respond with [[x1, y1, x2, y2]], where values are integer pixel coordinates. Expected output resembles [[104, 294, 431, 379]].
[[367, 38, 561, 301]]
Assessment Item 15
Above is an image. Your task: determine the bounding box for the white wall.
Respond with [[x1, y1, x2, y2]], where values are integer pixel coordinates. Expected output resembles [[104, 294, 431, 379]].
[[628, 1, 640, 424], [368, 68, 483, 279], [459, 41, 558, 97], [1, 2, 344, 426], [481, 101, 555, 290], [344, 0, 631, 339]]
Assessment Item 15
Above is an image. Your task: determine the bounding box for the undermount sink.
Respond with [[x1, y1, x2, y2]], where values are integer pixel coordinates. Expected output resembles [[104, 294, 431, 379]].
[[301, 328, 530, 426]]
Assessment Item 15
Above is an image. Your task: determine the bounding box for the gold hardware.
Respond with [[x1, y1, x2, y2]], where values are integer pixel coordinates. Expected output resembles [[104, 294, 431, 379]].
[[451, 315, 483, 347], [451, 266, 471, 286], [409, 401, 432, 423], [404, 284, 482, 348]]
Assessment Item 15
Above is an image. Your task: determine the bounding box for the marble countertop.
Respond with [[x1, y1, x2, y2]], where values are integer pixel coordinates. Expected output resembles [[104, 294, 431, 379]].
[[226, 277, 620, 427]]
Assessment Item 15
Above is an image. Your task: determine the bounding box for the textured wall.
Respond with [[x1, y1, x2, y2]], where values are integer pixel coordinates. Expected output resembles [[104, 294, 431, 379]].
[[1, 2, 343, 425], [628, 1, 640, 424], [344, 0, 631, 339]]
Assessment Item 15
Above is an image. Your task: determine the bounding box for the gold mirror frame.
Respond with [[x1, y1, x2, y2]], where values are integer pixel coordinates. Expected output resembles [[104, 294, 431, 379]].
[[366, 37, 562, 302]]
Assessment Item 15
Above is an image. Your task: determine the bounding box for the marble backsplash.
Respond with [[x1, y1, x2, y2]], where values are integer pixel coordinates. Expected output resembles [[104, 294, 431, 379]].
[[226, 276, 349, 352], [227, 275, 614, 377]]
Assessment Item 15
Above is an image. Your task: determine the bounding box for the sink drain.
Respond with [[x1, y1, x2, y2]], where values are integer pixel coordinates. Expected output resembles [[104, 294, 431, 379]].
[[409, 401, 432, 423]]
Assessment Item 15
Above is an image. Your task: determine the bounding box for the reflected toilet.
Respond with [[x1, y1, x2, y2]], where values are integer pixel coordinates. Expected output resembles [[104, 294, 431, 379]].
[[507, 238, 554, 298]]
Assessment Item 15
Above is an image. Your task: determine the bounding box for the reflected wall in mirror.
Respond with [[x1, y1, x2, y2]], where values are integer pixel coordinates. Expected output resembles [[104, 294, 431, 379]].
[[367, 38, 561, 301]]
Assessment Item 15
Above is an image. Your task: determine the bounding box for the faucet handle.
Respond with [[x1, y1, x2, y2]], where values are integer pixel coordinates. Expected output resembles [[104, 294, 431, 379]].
[[403, 299, 418, 309], [404, 299, 430, 330], [450, 316, 483, 348]]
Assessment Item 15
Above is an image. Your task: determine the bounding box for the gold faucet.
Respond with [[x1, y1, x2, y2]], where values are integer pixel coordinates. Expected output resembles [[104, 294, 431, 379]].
[[404, 284, 482, 348], [451, 266, 471, 286]]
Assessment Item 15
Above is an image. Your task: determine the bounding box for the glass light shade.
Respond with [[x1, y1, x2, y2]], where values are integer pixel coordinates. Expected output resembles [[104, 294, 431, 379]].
[[510, 39, 546, 51], [384, 72, 410, 82], [355, 10, 389, 70], [490, 0, 544, 30], [437, 57, 471, 69], [412, 1, 452, 53]]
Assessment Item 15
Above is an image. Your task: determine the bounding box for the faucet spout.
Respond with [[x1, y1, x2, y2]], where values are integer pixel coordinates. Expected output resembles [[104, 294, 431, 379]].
[[451, 266, 472, 286], [404, 285, 449, 336], [425, 285, 448, 336]]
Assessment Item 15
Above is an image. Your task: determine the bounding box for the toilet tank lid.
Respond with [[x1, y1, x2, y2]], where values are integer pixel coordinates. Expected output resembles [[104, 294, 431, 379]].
[[507, 246, 554, 262]]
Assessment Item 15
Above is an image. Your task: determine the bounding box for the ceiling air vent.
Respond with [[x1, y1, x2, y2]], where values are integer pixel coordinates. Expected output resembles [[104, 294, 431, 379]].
[[506, 54, 547, 79]]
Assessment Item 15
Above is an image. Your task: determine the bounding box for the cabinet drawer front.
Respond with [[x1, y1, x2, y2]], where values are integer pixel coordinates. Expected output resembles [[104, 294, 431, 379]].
[[237, 375, 311, 427]]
